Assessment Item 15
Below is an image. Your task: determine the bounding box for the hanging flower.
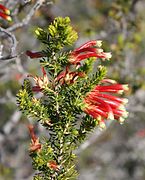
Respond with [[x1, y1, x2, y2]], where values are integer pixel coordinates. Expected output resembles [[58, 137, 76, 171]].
[[69, 40, 112, 64], [28, 67, 49, 92], [27, 124, 42, 153], [82, 79, 129, 129], [0, 4, 12, 21]]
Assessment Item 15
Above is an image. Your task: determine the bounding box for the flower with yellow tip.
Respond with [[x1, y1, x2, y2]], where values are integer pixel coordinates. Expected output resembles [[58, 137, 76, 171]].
[[0, 4, 12, 21], [82, 79, 129, 129], [69, 40, 112, 64]]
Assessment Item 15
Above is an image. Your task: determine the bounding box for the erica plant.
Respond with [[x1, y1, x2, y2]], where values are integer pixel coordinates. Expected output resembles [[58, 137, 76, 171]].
[[17, 17, 129, 180]]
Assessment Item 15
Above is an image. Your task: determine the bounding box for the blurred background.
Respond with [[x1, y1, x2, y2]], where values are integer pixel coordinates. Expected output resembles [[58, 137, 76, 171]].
[[0, 0, 145, 179]]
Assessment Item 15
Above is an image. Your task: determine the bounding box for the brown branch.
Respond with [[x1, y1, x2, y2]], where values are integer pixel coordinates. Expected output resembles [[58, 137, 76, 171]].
[[0, 27, 18, 61], [131, 0, 140, 12], [0, 0, 53, 61], [7, 0, 53, 32]]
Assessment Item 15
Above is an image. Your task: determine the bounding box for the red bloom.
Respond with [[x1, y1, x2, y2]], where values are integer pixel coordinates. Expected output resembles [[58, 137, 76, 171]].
[[69, 40, 112, 64], [28, 67, 49, 92], [27, 124, 42, 152], [82, 79, 129, 129], [0, 4, 10, 14], [0, 4, 11, 21], [74, 40, 102, 52]]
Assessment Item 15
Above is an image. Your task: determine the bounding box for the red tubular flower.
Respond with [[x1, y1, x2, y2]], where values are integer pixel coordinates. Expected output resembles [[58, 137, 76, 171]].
[[69, 40, 112, 64], [74, 40, 102, 52], [72, 47, 97, 55], [26, 50, 45, 59], [0, 4, 11, 21], [94, 84, 129, 91], [82, 79, 129, 129], [27, 124, 42, 152], [0, 4, 10, 14], [0, 11, 11, 21], [28, 67, 49, 92]]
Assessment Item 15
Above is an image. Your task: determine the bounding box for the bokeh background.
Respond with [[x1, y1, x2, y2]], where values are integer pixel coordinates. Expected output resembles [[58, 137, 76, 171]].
[[0, 0, 145, 179]]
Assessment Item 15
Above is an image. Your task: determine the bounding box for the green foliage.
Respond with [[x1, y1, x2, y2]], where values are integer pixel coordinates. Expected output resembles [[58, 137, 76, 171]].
[[35, 17, 78, 77], [35, 17, 78, 52], [17, 79, 49, 122], [75, 65, 107, 96], [48, 17, 78, 46], [78, 57, 96, 74]]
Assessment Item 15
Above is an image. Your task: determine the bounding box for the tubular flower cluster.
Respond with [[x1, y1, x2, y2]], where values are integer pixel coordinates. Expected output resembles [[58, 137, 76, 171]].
[[69, 40, 112, 64], [0, 4, 11, 21], [27, 124, 42, 153], [83, 79, 129, 129], [28, 67, 49, 92], [55, 66, 85, 85]]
